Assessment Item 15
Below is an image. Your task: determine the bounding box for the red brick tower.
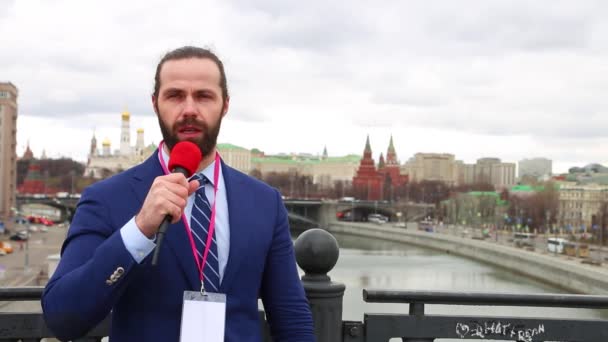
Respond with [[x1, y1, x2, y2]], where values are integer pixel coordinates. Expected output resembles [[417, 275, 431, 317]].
[[352, 135, 383, 200]]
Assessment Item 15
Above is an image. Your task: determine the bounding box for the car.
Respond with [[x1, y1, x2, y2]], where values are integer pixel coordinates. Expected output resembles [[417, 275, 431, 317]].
[[418, 220, 434, 232], [0, 241, 14, 254], [40, 217, 54, 226], [368, 214, 388, 224], [10, 231, 29, 241], [513, 232, 536, 248], [14, 217, 28, 225]]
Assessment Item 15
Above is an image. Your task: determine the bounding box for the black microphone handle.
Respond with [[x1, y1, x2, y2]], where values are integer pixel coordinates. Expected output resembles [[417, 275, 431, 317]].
[[151, 215, 171, 266], [151, 166, 191, 266]]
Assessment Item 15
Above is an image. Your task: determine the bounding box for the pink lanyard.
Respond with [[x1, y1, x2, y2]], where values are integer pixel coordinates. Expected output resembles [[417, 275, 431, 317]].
[[158, 141, 220, 285]]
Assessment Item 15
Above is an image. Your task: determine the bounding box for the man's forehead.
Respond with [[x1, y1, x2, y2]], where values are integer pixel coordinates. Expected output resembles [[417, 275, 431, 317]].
[[159, 58, 221, 87]]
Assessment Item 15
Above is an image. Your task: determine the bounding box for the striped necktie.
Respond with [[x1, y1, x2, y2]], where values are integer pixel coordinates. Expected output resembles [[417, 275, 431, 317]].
[[190, 173, 220, 292]]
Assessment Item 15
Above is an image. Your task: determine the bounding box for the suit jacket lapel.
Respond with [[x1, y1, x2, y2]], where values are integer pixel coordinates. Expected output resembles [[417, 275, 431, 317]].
[[219, 162, 251, 292], [131, 151, 200, 290]]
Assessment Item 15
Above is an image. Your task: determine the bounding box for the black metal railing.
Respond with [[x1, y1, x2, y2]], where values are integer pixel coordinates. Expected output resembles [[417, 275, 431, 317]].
[[360, 289, 608, 341], [2, 228, 608, 341], [0, 287, 110, 341]]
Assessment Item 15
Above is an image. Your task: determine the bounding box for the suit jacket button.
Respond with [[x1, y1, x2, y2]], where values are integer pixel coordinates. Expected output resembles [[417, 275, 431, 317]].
[[116, 267, 125, 275], [106, 279, 113, 286]]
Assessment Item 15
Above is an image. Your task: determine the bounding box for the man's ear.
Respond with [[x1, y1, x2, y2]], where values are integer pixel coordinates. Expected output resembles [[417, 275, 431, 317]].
[[222, 96, 230, 118], [151, 95, 158, 115]]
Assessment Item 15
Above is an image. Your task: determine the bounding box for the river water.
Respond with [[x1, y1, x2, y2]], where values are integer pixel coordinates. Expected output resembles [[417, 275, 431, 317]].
[[306, 231, 608, 341]]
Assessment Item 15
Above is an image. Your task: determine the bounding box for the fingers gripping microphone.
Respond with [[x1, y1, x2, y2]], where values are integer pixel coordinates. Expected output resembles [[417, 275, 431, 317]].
[[151, 141, 202, 266]]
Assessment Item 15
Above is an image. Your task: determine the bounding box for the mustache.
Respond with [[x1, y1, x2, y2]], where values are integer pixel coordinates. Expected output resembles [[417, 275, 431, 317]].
[[173, 118, 207, 131]]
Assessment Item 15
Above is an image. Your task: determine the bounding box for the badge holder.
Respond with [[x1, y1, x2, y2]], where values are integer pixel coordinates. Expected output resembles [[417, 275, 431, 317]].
[[176, 152, 226, 342], [180, 283, 226, 342]]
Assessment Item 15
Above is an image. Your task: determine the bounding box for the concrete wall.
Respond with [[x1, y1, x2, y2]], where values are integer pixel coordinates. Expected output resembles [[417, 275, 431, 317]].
[[328, 221, 608, 295]]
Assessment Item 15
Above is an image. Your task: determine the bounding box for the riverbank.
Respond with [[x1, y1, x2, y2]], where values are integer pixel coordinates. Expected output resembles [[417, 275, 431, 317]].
[[328, 221, 608, 295]]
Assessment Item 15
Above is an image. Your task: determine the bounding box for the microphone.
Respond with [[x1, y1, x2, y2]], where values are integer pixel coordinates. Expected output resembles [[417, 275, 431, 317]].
[[151, 141, 202, 266]]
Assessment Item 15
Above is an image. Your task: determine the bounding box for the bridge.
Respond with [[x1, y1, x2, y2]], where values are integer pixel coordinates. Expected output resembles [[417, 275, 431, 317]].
[[284, 198, 434, 229], [13, 196, 435, 229], [0, 229, 606, 341], [15, 195, 80, 222]]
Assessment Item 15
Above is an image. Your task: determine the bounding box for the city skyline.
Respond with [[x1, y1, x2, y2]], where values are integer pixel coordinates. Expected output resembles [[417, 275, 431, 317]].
[[3, 1, 608, 173], [15, 113, 597, 175]]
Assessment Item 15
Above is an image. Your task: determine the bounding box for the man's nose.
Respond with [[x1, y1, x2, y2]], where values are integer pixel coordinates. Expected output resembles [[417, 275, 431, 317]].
[[182, 96, 197, 116]]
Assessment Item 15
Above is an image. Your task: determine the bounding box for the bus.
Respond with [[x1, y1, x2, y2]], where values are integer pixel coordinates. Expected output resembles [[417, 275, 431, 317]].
[[547, 237, 568, 254]]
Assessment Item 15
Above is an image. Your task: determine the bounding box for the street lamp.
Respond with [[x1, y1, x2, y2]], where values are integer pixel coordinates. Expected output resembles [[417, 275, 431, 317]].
[[597, 206, 605, 264], [547, 209, 557, 256], [12, 208, 30, 273], [351, 198, 355, 223]]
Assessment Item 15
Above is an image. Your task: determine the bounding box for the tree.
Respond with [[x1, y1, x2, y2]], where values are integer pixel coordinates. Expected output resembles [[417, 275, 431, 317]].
[[249, 169, 262, 180], [407, 180, 450, 204], [452, 182, 495, 193], [506, 181, 558, 233], [500, 189, 510, 202]]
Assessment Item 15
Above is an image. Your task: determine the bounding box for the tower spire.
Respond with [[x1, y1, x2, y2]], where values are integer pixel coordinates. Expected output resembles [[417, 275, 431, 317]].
[[388, 135, 395, 154], [386, 134, 398, 165], [364, 134, 372, 154], [22, 139, 34, 160]]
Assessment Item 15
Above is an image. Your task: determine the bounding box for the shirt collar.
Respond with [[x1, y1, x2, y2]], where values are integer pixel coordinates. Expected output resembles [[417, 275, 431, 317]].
[[161, 143, 216, 186], [199, 161, 216, 186]]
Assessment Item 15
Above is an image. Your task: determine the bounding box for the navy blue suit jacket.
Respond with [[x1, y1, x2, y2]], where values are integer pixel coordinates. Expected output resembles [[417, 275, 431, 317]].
[[42, 151, 314, 341]]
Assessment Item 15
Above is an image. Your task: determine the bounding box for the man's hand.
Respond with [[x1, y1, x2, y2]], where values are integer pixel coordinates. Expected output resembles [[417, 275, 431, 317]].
[[135, 174, 199, 238]]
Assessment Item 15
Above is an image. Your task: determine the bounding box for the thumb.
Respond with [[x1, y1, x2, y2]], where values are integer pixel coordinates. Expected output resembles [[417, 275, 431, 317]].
[[188, 179, 200, 196]]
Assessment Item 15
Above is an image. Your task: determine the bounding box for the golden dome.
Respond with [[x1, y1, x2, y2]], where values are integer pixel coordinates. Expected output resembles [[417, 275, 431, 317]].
[[121, 109, 130, 120], [102, 138, 111, 146], [137, 128, 144, 133]]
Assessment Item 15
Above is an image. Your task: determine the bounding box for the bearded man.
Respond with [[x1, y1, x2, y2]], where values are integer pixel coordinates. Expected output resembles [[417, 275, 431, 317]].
[[42, 46, 314, 342]]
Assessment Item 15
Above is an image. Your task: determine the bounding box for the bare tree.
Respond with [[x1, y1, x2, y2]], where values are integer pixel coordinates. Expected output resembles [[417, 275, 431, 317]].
[[506, 181, 558, 233]]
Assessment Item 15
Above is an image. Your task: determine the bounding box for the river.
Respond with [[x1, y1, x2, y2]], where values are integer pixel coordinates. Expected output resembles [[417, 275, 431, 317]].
[[315, 232, 608, 327]]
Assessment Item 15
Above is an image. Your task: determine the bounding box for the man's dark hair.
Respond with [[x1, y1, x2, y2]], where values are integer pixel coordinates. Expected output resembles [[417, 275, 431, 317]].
[[153, 46, 229, 102]]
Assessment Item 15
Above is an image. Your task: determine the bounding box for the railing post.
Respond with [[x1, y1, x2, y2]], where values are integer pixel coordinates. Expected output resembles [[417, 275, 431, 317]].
[[403, 302, 434, 342], [295, 228, 345, 342]]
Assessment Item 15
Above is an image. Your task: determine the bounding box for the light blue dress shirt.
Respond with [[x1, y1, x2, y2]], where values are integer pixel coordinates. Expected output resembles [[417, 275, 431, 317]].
[[120, 146, 230, 281]]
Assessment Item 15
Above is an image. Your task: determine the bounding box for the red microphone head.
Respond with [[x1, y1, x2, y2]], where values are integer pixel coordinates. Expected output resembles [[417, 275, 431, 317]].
[[167, 141, 202, 177]]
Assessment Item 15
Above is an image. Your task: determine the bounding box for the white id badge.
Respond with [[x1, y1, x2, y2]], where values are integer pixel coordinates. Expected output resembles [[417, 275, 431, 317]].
[[180, 291, 226, 342]]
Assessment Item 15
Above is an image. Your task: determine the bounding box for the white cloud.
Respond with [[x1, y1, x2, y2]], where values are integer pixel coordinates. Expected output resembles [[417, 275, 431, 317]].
[[3, 0, 608, 173]]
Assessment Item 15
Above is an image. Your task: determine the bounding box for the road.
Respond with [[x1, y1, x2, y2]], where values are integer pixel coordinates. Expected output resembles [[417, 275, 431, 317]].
[[0, 224, 67, 287], [428, 223, 608, 266], [0, 223, 67, 313]]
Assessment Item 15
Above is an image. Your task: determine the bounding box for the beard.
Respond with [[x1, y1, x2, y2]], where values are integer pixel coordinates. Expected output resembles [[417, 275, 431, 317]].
[[157, 109, 223, 158]]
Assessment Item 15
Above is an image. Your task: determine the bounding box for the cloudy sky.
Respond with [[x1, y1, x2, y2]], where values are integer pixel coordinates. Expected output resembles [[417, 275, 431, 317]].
[[2, 0, 608, 173]]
